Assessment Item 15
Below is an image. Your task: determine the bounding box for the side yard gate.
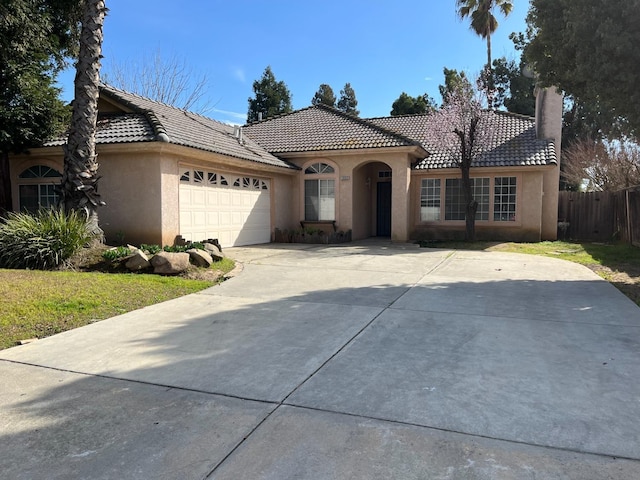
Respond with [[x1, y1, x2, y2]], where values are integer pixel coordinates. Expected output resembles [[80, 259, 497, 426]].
[[558, 189, 640, 246]]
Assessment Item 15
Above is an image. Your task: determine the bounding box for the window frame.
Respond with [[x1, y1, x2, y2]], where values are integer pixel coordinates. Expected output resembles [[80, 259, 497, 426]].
[[302, 160, 338, 222], [420, 178, 441, 222], [417, 174, 520, 226], [493, 176, 517, 222], [17, 164, 62, 213], [444, 177, 490, 221]]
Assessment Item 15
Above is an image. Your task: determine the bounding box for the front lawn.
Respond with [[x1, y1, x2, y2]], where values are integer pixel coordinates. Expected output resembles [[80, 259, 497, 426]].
[[0, 258, 235, 350]]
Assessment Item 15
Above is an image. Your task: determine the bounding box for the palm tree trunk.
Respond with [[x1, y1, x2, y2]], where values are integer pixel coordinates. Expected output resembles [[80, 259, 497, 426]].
[[60, 0, 107, 238], [485, 33, 494, 108]]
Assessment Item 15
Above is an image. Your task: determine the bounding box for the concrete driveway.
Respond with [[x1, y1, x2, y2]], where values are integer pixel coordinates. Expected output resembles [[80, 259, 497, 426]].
[[1, 240, 639, 479]]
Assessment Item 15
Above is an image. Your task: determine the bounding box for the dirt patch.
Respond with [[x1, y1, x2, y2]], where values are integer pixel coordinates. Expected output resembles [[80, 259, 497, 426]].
[[588, 264, 640, 305], [63, 244, 226, 282]]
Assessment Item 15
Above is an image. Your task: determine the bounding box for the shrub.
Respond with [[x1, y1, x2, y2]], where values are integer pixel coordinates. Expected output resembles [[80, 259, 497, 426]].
[[140, 244, 161, 255], [0, 209, 94, 270], [163, 242, 205, 253], [102, 246, 132, 262]]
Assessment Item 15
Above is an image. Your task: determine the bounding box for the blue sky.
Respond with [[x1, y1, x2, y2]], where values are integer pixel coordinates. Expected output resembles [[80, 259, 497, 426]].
[[58, 0, 530, 124]]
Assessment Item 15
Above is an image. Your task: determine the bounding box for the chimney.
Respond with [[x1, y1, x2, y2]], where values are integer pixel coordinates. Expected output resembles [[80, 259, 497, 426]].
[[258, 112, 263, 121], [535, 85, 564, 242], [534, 86, 563, 144]]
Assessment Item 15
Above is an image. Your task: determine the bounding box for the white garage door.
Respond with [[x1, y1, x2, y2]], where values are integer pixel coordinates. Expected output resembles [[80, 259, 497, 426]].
[[179, 168, 271, 247]]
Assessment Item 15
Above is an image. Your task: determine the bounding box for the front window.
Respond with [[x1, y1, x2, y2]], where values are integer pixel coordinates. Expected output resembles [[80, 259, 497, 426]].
[[304, 162, 335, 221], [18, 165, 62, 213], [420, 179, 441, 221], [494, 176, 517, 221], [444, 178, 489, 221]]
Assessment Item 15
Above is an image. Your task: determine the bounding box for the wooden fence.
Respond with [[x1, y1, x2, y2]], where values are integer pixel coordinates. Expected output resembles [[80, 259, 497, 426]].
[[558, 189, 640, 246]]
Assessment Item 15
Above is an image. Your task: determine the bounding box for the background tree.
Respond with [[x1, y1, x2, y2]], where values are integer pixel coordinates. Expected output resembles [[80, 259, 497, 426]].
[[456, 0, 513, 69], [429, 89, 493, 241], [486, 56, 535, 115], [102, 51, 212, 113], [60, 0, 107, 237], [525, 0, 640, 140], [562, 140, 640, 191], [390, 92, 437, 116], [439, 68, 474, 105], [337, 83, 359, 116], [456, 0, 513, 102], [247, 66, 292, 123], [0, 0, 82, 213], [311, 83, 336, 108]]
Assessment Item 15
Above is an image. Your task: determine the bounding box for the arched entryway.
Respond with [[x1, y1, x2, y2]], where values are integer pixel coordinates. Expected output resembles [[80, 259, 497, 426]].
[[352, 161, 392, 239]]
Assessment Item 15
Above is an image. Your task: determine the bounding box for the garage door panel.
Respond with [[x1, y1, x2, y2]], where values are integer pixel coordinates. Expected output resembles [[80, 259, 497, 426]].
[[218, 191, 231, 206], [192, 189, 206, 205], [232, 212, 244, 225], [206, 191, 220, 206], [206, 212, 220, 226], [232, 193, 243, 207]]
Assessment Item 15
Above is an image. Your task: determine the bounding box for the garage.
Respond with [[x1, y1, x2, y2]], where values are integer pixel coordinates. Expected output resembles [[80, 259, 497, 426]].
[[179, 168, 271, 247]]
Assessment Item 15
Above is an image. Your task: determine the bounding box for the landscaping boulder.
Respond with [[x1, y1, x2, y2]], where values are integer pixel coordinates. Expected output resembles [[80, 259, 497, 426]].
[[187, 248, 213, 268], [203, 242, 225, 260], [150, 251, 190, 275], [125, 249, 150, 271]]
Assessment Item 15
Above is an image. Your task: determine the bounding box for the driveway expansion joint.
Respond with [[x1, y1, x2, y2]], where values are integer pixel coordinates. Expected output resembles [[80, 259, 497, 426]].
[[276, 402, 640, 464]]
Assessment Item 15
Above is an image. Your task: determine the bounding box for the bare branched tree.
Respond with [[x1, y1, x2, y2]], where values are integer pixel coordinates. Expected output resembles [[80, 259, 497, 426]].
[[102, 50, 212, 113], [562, 140, 640, 191], [428, 90, 494, 241]]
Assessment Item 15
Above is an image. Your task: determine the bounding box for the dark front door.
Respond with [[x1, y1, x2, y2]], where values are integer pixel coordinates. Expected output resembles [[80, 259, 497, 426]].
[[376, 181, 391, 237]]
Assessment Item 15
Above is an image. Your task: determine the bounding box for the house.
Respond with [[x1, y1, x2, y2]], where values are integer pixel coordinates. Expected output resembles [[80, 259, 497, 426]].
[[8, 84, 563, 247]]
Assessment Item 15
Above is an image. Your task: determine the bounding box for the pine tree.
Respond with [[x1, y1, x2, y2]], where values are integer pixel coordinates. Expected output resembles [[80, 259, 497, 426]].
[[247, 66, 292, 122], [311, 84, 336, 107], [337, 83, 359, 116]]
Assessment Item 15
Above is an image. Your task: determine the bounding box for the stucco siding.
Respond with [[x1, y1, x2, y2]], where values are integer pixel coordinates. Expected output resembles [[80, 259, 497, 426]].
[[99, 150, 164, 245]]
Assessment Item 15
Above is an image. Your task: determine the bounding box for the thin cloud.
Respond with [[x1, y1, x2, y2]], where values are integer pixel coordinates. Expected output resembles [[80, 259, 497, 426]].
[[232, 67, 246, 83], [212, 108, 247, 121]]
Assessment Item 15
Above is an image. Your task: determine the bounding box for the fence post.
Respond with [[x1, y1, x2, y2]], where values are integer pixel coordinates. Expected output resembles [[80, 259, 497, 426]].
[[624, 188, 633, 245]]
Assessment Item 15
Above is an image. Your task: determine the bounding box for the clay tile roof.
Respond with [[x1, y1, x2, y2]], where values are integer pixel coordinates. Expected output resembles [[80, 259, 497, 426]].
[[42, 85, 298, 170], [45, 113, 156, 146], [368, 111, 556, 170], [243, 104, 424, 153]]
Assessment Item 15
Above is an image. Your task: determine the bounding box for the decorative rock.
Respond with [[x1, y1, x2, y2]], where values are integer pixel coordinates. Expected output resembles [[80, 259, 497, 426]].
[[150, 251, 190, 275], [125, 250, 151, 271], [187, 248, 213, 268], [203, 242, 225, 260], [203, 238, 222, 251]]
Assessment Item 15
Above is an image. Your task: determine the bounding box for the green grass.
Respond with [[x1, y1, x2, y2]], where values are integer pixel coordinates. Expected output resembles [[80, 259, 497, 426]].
[[490, 241, 640, 266], [0, 261, 235, 350], [420, 240, 640, 265]]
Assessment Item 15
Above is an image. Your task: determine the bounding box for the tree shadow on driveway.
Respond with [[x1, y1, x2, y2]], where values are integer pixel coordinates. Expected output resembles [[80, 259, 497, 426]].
[[1, 270, 640, 479]]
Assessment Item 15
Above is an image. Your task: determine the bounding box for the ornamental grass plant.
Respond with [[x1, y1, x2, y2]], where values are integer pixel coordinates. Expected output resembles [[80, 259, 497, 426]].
[[0, 209, 94, 270]]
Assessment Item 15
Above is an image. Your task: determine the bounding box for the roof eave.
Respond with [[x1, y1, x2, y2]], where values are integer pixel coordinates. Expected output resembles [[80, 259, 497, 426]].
[[269, 144, 429, 159]]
